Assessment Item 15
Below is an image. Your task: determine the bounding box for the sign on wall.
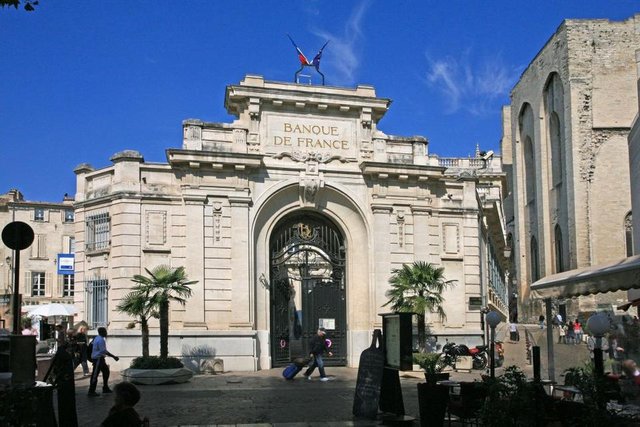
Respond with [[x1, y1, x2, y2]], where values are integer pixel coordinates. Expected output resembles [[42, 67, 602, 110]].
[[57, 254, 75, 275], [264, 115, 356, 158]]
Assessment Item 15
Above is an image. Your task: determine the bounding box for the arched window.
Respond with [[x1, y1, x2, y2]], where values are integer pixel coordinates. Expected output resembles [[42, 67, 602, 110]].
[[530, 236, 540, 282], [524, 136, 536, 204], [555, 225, 564, 273], [625, 212, 634, 257], [549, 113, 563, 186], [544, 74, 565, 188]]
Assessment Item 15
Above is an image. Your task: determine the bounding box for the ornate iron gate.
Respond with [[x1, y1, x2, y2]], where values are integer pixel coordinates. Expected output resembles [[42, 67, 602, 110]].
[[270, 213, 346, 367]]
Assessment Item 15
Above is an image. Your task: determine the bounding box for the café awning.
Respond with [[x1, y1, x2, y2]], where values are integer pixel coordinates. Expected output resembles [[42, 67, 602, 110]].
[[530, 254, 640, 300]]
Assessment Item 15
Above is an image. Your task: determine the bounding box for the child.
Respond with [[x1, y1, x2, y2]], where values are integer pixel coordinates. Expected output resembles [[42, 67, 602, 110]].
[[100, 381, 143, 426]]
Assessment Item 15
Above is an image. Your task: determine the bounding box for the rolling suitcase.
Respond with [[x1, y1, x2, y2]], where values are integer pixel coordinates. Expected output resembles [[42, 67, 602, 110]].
[[282, 363, 303, 380]]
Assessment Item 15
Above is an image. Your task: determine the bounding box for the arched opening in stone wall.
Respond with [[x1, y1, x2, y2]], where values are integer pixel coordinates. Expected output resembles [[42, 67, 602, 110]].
[[268, 211, 347, 367]]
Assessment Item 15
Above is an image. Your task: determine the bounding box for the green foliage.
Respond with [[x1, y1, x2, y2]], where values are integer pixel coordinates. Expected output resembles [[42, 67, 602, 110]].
[[479, 366, 548, 426], [130, 356, 184, 370], [384, 261, 455, 351], [0, 386, 42, 426], [413, 352, 445, 375], [561, 363, 622, 424], [130, 265, 197, 359], [384, 262, 454, 319]]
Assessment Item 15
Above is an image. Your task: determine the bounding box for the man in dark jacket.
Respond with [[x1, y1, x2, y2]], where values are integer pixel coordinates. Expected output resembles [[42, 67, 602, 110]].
[[304, 327, 333, 381]]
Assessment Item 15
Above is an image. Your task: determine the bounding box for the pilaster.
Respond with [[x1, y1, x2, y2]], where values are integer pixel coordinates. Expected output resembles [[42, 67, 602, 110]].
[[229, 195, 253, 328], [372, 204, 393, 325], [182, 195, 206, 327]]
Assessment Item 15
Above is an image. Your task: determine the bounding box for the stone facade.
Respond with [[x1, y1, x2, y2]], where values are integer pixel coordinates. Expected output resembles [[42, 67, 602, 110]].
[[0, 189, 76, 330], [502, 15, 640, 320], [628, 50, 640, 305], [74, 76, 509, 371]]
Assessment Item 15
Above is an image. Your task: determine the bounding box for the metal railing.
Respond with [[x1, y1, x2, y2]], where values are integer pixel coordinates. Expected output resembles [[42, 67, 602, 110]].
[[85, 277, 109, 329], [86, 211, 110, 251]]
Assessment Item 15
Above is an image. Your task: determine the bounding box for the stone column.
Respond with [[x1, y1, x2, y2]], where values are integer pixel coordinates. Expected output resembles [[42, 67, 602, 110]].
[[183, 195, 206, 327], [372, 204, 393, 326], [229, 195, 253, 328]]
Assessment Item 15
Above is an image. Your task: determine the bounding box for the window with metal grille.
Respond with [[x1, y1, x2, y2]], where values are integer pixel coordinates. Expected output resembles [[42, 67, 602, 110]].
[[85, 277, 108, 329], [86, 211, 110, 251], [64, 209, 74, 223], [32, 272, 46, 297], [62, 274, 74, 297]]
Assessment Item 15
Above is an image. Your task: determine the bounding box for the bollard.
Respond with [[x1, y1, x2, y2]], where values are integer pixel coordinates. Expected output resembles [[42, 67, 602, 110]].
[[533, 346, 541, 381]]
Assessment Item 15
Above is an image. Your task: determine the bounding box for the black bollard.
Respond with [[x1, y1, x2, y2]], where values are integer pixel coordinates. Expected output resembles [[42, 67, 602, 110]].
[[532, 346, 541, 381]]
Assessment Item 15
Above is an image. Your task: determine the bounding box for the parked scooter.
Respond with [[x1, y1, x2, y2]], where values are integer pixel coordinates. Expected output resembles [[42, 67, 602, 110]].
[[441, 340, 489, 370]]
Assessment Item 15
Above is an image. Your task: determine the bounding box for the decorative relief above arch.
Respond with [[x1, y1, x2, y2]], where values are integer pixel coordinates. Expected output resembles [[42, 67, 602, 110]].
[[272, 150, 348, 163]]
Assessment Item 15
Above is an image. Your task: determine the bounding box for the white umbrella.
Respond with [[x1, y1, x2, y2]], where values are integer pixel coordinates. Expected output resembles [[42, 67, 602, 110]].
[[28, 303, 77, 317]]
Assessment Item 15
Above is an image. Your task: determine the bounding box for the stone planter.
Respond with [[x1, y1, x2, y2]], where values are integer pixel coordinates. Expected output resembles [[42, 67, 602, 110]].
[[121, 368, 194, 385]]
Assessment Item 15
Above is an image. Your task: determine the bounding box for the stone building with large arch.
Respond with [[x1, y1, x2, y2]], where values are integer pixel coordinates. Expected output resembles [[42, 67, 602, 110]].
[[503, 15, 640, 321], [73, 75, 508, 370]]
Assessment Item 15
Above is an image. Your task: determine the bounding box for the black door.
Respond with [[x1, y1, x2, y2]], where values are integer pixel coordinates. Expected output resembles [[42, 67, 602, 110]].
[[270, 213, 346, 367]]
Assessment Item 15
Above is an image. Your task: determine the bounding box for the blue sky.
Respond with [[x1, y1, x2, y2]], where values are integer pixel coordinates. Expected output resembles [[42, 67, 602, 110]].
[[1, 1, 638, 202]]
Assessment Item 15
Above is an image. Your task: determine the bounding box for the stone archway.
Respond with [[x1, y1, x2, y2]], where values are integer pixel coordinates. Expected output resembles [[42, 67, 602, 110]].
[[269, 211, 347, 366]]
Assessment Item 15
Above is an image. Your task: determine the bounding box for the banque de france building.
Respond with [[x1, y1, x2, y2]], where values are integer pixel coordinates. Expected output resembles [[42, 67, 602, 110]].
[[74, 75, 509, 371]]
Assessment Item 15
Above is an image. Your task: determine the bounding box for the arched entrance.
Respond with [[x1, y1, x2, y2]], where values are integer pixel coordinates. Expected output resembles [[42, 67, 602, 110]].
[[269, 211, 347, 367]]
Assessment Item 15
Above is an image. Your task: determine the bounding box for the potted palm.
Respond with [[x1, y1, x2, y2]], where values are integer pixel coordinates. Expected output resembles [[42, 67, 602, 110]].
[[119, 265, 198, 385], [415, 352, 450, 427], [414, 352, 450, 383], [383, 261, 455, 352]]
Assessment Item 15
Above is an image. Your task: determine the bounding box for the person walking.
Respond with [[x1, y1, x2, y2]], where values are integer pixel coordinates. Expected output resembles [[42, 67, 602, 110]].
[[303, 327, 333, 381], [558, 323, 566, 344], [88, 327, 119, 397], [566, 321, 575, 345], [573, 320, 583, 345], [538, 314, 545, 330], [509, 322, 518, 342], [75, 325, 90, 376]]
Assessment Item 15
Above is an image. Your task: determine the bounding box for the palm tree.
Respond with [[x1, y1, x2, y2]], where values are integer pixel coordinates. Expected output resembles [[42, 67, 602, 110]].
[[131, 265, 197, 359], [383, 261, 455, 352], [116, 287, 156, 357]]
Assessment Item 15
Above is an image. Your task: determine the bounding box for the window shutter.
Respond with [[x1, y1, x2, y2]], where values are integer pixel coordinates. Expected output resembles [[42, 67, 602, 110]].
[[38, 235, 47, 258], [45, 272, 52, 297], [24, 271, 31, 294]]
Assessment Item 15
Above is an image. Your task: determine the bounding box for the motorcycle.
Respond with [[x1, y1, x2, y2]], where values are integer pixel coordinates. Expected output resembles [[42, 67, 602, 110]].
[[441, 341, 489, 370]]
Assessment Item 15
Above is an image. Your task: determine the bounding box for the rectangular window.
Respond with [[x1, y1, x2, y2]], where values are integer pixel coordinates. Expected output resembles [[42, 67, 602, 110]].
[[32, 272, 45, 297], [34, 208, 45, 221], [85, 277, 108, 329], [30, 234, 47, 259], [86, 211, 110, 251], [64, 209, 74, 223], [62, 274, 74, 297], [62, 235, 75, 254]]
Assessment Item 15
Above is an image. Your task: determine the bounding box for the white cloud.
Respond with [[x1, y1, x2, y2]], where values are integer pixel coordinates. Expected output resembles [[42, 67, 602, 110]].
[[311, 1, 369, 85], [425, 50, 521, 116]]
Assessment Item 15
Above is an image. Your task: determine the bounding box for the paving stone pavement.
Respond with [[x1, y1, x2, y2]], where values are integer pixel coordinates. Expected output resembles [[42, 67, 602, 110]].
[[69, 326, 537, 427], [71, 366, 493, 427]]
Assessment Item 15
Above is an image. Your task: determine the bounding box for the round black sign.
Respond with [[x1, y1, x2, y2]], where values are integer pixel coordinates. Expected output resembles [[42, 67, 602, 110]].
[[2, 221, 35, 250]]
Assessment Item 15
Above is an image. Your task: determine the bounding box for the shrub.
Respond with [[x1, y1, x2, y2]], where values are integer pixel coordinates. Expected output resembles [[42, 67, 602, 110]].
[[130, 356, 184, 369]]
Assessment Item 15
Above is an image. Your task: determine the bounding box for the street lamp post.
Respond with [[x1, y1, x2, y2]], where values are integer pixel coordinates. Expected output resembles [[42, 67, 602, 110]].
[[587, 312, 611, 377], [486, 311, 502, 379]]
